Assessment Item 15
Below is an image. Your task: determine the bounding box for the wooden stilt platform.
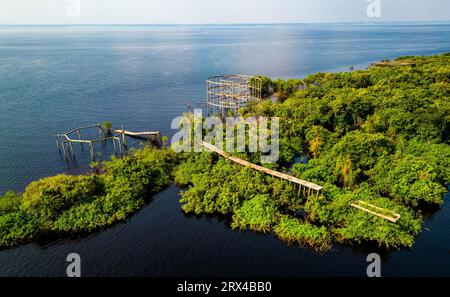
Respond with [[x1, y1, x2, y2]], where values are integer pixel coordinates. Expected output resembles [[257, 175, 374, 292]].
[[55, 124, 161, 161]]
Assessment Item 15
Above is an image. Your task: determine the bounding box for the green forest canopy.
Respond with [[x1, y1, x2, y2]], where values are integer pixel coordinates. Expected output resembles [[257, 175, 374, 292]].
[[175, 53, 450, 250], [1, 53, 449, 251]]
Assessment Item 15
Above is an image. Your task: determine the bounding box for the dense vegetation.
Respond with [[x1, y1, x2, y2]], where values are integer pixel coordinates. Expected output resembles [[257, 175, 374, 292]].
[[0, 147, 178, 247], [0, 54, 448, 251], [175, 54, 450, 250]]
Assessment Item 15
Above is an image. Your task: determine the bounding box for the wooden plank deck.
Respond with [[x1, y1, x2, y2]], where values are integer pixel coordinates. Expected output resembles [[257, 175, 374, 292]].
[[350, 200, 400, 223], [113, 129, 160, 139], [201, 141, 323, 192]]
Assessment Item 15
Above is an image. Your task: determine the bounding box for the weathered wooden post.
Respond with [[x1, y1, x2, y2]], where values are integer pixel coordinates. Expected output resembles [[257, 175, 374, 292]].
[[118, 137, 123, 154], [55, 137, 60, 153], [89, 142, 95, 160], [69, 141, 74, 158], [121, 124, 127, 149], [61, 141, 67, 160], [112, 138, 117, 155], [77, 129, 83, 148]]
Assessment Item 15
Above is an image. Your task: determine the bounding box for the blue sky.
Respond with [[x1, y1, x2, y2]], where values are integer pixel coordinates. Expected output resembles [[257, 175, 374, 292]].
[[0, 0, 449, 24]]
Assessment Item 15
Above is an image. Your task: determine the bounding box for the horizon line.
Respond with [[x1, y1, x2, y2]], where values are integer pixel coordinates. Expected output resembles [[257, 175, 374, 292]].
[[1, 20, 450, 26]]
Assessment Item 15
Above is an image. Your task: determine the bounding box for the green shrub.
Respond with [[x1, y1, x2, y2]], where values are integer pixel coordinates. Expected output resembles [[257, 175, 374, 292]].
[[369, 154, 446, 206], [22, 174, 104, 226], [102, 121, 113, 129], [0, 211, 38, 247], [0, 192, 23, 215], [231, 195, 278, 233], [274, 216, 332, 252]]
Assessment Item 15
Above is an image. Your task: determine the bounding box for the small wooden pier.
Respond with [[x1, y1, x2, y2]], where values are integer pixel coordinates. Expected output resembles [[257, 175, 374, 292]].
[[201, 141, 323, 197], [112, 129, 161, 141]]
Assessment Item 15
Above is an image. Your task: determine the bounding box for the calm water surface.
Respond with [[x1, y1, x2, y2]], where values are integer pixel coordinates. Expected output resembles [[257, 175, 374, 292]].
[[0, 24, 449, 276]]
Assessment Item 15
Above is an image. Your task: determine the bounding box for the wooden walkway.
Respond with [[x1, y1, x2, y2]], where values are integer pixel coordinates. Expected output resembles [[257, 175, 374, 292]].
[[201, 142, 400, 223], [201, 141, 323, 197], [350, 200, 401, 223]]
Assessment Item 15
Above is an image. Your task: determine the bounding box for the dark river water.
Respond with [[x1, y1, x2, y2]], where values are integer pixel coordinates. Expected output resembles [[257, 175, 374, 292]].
[[0, 23, 449, 276]]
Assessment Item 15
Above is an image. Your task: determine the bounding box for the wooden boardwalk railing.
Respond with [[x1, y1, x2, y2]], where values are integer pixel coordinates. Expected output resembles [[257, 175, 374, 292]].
[[56, 124, 161, 161], [201, 141, 323, 197]]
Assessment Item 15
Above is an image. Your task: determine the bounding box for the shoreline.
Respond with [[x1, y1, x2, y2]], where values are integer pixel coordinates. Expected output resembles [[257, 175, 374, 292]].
[[0, 53, 449, 277]]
